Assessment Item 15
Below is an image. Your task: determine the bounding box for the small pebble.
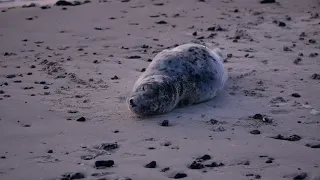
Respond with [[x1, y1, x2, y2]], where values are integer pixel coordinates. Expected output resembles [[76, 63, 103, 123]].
[[250, 130, 261, 135], [161, 120, 169, 127], [291, 93, 301, 98], [173, 173, 187, 179], [95, 160, 114, 168], [76, 117, 86, 122], [145, 161, 157, 168]]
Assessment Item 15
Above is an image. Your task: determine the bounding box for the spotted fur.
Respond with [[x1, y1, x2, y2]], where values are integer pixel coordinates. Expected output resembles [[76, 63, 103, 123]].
[[128, 43, 228, 116]]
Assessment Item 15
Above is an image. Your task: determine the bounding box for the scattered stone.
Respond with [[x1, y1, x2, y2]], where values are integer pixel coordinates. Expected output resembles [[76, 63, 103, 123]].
[[161, 120, 169, 127], [173, 173, 187, 179], [96, 142, 119, 151], [188, 161, 205, 169], [6, 74, 16, 79], [41, 5, 51, 9], [265, 158, 273, 163], [111, 75, 119, 80], [271, 134, 301, 141], [293, 57, 302, 64], [197, 154, 211, 161], [278, 21, 286, 27], [155, 20, 168, 24], [283, 46, 292, 51], [22, 3, 37, 8], [145, 161, 157, 168], [311, 73, 320, 80], [76, 117, 86, 122], [161, 167, 170, 172], [205, 162, 225, 168], [291, 93, 301, 98], [309, 53, 318, 57], [305, 143, 320, 148], [293, 172, 308, 180], [55, 0, 74, 6], [260, 0, 276, 3], [250, 130, 261, 135], [252, 114, 273, 123], [61, 172, 86, 180], [95, 160, 114, 168], [309, 39, 316, 44], [127, 55, 141, 59]]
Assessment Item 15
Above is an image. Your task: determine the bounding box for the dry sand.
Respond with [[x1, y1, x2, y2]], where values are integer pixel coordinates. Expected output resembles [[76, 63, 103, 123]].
[[0, 0, 320, 180]]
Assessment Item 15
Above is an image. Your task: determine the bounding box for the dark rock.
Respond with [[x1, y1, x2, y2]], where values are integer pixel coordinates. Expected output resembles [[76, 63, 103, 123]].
[[255, 175, 262, 179], [161, 120, 169, 127], [293, 172, 308, 180], [155, 20, 168, 24], [207, 26, 215, 31], [93, 60, 100, 64], [43, 86, 49, 89], [47, 150, 53, 153], [95, 160, 114, 168], [205, 162, 224, 168], [278, 21, 286, 27], [188, 161, 205, 169], [140, 68, 146, 72], [311, 73, 320, 80], [293, 57, 302, 64], [260, 0, 276, 4], [22, 3, 37, 8], [234, 9, 239, 13], [30, 65, 36, 68], [70, 172, 85, 179], [216, 25, 226, 31], [253, 114, 263, 120], [250, 130, 261, 135], [309, 53, 318, 57], [97, 142, 119, 151], [127, 55, 141, 59], [283, 46, 292, 51], [0, 90, 4, 94], [265, 159, 273, 163], [41, 5, 51, 9], [309, 39, 316, 44], [272, 134, 301, 141], [305, 143, 320, 148], [291, 93, 301, 98], [161, 167, 170, 172], [1, 156, 6, 159], [192, 31, 198, 36], [6, 74, 16, 79], [173, 173, 187, 179], [111, 75, 119, 80], [55, 0, 74, 6], [197, 154, 211, 161], [145, 161, 157, 168], [76, 117, 86, 122], [27, 72, 33, 75]]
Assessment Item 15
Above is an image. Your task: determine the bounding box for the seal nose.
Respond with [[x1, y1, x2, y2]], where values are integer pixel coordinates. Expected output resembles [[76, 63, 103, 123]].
[[129, 99, 137, 107]]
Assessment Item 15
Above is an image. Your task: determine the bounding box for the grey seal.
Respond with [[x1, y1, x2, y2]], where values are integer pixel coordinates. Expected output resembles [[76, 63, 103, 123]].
[[127, 43, 228, 116]]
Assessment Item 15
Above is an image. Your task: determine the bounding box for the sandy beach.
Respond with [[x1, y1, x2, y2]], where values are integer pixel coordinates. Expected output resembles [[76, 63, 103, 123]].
[[0, 0, 320, 179]]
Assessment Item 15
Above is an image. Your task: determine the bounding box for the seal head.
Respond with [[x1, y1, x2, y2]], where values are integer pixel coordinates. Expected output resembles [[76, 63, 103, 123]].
[[128, 75, 179, 116]]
